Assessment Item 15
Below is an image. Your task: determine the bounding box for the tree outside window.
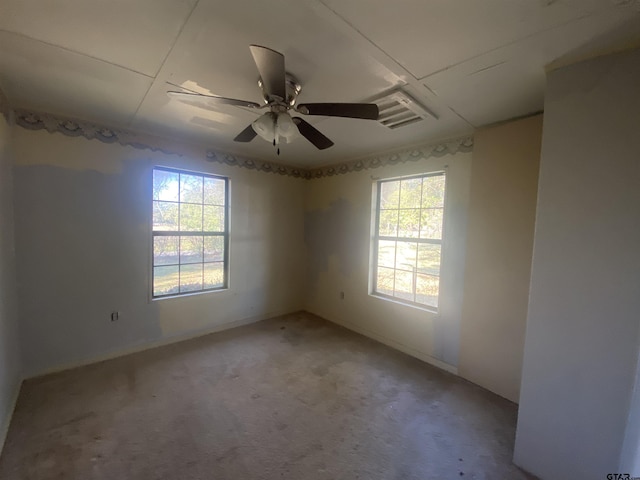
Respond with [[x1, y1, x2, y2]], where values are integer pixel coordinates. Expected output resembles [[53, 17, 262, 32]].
[[152, 167, 229, 298], [373, 172, 445, 309]]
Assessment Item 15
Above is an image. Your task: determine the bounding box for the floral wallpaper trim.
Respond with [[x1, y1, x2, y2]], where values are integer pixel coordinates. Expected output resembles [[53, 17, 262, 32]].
[[13, 108, 472, 179], [306, 137, 473, 179], [13, 108, 307, 178]]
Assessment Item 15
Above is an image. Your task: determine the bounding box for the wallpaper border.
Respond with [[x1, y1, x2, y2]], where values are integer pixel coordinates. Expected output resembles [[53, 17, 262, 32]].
[[307, 137, 473, 178], [12, 108, 473, 180]]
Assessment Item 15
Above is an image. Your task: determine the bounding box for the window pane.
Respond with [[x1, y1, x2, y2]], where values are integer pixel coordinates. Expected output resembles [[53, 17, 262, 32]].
[[204, 262, 224, 289], [180, 203, 203, 231], [420, 208, 443, 240], [422, 175, 445, 208], [377, 240, 396, 268], [378, 209, 398, 237], [395, 241, 417, 271], [394, 270, 414, 301], [180, 236, 203, 264], [203, 206, 225, 232], [180, 173, 203, 203], [152, 168, 229, 298], [153, 170, 179, 201], [416, 274, 439, 308], [154, 236, 179, 266], [204, 236, 224, 262], [380, 180, 400, 209], [376, 266, 395, 296], [372, 173, 446, 309], [153, 201, 178, 231], [398, 209, 420, 238], [204, 178, 225, 206], [399, 177, 422, 209], [180, 264, 203, 292], [153, 265, 179, 296], [417, 244, 441, 276]]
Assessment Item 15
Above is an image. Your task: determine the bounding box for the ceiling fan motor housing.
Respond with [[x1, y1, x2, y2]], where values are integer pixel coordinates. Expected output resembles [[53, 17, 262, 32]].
[[258, 73, 301, 106]]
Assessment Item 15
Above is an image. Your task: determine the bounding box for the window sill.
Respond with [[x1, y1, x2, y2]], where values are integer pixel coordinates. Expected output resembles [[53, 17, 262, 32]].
[[152, 287, 229, 301], [370, 292, 439, 315]]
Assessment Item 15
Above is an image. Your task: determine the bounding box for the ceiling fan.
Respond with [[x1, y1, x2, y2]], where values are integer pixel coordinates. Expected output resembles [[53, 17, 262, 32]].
[[167, 45, 379, 153]]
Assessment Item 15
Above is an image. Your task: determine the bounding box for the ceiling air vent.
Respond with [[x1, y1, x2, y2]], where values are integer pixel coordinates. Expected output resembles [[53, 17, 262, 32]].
[[374, 89, 437, 130]]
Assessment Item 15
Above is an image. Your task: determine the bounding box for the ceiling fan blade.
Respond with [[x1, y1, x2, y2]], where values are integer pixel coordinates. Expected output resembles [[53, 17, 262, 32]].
[[249, 45, 286, 100], [296, 103, 379, 120], [167, 91, 261, 109], [293, 117, 334, 150], [233, 124, 258, 142]]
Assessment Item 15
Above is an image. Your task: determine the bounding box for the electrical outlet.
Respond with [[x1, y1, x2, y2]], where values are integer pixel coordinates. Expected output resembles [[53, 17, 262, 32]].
[[111, 311, 120, 322], [340, 291, 345, 300]]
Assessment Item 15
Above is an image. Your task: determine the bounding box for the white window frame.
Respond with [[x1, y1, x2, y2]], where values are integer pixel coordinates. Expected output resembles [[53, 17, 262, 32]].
[[371, 171, 446, 311], [151, 166, 229, 299]]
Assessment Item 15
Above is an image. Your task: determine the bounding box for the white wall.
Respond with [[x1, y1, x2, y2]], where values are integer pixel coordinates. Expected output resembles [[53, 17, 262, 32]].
[[11, 128, 307, 378], [514, 48, 640, 479], [458, 115, 542, 403], [303, 151, 472, 371], [0, 113, 22, 452], [4, 110, 545, 461]]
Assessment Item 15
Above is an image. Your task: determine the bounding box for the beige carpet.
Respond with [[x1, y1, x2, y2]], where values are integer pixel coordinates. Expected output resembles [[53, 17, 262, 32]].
[[0, 312, 535, 479]]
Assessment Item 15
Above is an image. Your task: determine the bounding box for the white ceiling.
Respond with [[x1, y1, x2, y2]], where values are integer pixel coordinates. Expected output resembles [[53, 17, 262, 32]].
[[0, 0, 639, 167]]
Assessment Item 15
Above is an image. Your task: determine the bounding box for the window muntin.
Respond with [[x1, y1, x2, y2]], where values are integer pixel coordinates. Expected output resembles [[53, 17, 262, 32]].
[[373, 172, 445, 309], [152, 167, 228, 298]]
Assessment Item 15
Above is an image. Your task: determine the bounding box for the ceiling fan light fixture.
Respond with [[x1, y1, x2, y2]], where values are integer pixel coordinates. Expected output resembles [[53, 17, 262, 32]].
[[252, 112, 276, 142], [276, 112, 299, 143], [252, 112, 300, 145]]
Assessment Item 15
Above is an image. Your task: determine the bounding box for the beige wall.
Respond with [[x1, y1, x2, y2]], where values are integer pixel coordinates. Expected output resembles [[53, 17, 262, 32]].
[[0, 113, 21, 452], [458, 115, 542, 403], [304, 151, 472, 371], [9, 114, 542, 409], [12, 128, 307, 377], [514, 48, 640, 479]]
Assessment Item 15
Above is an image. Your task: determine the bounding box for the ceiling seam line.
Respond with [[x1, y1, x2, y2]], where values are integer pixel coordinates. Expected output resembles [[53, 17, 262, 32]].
[[314, 0, 421, 83], [128, 0, 203, 127], [418, 12, 595, 81], [308, 0, 462, 120], [422, 84, 474, 129], [151, 0, 202, 80], [0, 29, 154, 78]]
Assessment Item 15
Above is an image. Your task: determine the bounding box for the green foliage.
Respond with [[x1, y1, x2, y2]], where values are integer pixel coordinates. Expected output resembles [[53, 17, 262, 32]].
[[375, 174, 445, 308], [152, 169, 227, 296], [378, 175, 445, 240]]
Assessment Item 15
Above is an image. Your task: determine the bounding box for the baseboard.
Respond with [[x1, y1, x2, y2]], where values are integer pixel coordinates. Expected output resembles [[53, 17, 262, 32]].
[[0, 378, 22, 457], [24, 306, 456, 382], [26, 309, 298, 380], [316, 312, 458, 375]]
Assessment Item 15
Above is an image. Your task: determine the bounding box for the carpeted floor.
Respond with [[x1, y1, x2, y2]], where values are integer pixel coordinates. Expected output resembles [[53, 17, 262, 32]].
[[0, 312, 535, 479]]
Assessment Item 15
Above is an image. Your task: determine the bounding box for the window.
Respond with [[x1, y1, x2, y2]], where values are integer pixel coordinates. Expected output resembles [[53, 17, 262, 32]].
[[152, 167, 228, 298], [372, 172, 446, 310]]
